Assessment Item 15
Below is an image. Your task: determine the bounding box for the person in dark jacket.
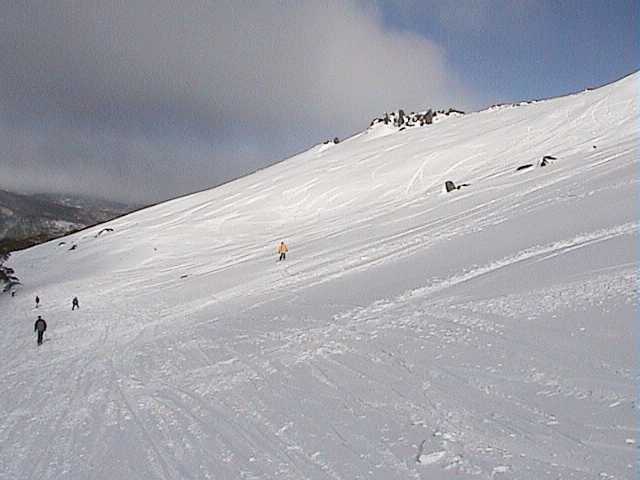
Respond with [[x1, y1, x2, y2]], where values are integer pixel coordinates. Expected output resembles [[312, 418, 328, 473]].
[[72, 297, 80, 310], [35, 295, 40, 308], [34, 315, 47, 346]]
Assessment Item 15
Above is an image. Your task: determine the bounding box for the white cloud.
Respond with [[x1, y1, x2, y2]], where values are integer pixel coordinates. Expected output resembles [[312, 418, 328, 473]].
[[0, 0, 479, 203]]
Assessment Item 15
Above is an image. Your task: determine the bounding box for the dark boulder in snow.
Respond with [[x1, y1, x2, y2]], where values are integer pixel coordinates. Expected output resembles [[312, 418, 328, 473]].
[[516, 164, 534, 171], [445, 180, 470, 192], [96, 228, 114, 237], [540, 155, 557, 167], [424, 109, 434, 125]]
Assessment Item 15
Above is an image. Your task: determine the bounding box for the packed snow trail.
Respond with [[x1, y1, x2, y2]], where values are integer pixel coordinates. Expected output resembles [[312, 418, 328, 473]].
[[0, 73, 638, 479]]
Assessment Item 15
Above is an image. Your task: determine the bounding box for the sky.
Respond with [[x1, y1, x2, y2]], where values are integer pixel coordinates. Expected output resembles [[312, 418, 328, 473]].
[[0, 0, 637, 205]]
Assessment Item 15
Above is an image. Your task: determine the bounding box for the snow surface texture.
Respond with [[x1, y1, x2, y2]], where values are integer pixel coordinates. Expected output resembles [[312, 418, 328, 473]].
[[1, 73, 638, 479]]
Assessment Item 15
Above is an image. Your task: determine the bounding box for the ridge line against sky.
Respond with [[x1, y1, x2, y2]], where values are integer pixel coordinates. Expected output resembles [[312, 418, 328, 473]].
[[0, 0, 637, 204]]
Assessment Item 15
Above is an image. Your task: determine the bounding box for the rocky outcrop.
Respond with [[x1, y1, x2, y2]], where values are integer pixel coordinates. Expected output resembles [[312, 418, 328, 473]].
[[369, 107, 464, 130], [540, 155, 557, 167], [516, 164, 534, 171], [0, 262, 20, 293], [444, 180, 471, 192], [445, 180, 457, 192]]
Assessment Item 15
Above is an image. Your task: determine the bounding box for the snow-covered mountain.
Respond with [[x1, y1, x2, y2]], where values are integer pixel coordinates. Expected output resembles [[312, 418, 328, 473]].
[[1, 73, 638, 479]]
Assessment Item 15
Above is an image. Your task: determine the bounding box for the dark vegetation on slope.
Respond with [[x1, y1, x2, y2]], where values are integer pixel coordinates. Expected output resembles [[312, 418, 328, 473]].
[[0, 235, 61, 292]]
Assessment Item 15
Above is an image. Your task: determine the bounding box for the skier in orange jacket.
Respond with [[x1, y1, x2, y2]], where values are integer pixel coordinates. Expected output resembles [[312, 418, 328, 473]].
[[277, 241, 289, 261]]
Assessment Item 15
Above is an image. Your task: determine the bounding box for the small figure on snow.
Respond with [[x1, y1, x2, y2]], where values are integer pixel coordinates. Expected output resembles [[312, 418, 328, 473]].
[[277, 241, 289, 262], [34, 315, 47, 346], [35, 295, 40, 308], [72, 296, 80, 310]]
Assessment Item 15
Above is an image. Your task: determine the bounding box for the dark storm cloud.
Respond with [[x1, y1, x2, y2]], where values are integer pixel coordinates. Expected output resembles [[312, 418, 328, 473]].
[[0, 0, 478, 203]]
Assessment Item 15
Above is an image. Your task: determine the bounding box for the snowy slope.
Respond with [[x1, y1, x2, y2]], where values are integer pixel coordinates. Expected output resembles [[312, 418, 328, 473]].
[[1, 73, 638, 479]]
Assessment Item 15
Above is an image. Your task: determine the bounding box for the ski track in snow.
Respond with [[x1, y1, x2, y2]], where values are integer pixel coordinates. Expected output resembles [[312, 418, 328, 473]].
[[1, 73, 638, 479]]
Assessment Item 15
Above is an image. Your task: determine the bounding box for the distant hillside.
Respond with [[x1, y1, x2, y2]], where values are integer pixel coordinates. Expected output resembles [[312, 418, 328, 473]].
[[0, 190, 138, 254]]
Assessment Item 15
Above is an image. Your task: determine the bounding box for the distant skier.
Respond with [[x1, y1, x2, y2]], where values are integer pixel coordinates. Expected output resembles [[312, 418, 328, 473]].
[[72, 296, 80, 310], [277, 241, 289, 261], [35, 295, 40, 308], [34, 315, 47, 346]]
